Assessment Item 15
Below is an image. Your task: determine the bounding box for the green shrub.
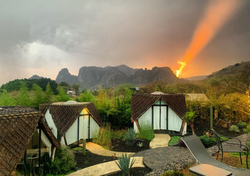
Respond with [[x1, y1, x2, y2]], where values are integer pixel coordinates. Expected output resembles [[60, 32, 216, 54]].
[[243, 124, 250, 134], [124, 128, 137, 146], [138, 122, 154, 141], [45, 146, 76, 175], [237, 120, 246, 129], [71, 147, 82, 151], [199, 135, 214, 148], [247, 141, 250, 149], [115, 154, 136, 176], [161, 170, 184, 176], [56, 87, 70, 102], [229, 125, 240, 133], [93, 124, 111, 149], [111, 129, 126, 139]]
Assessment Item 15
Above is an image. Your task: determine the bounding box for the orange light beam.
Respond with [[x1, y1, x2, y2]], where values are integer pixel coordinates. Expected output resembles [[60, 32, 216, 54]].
[[176, 0, 242, 77]]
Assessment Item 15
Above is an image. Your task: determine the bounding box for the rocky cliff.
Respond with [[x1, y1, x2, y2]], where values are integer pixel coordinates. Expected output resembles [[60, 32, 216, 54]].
[[55, 65, 177, 90], [56, 68, 79, 85]]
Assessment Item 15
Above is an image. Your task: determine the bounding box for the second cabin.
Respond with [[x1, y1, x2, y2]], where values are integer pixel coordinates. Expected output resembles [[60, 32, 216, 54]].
[[40, 101, 103, 145]]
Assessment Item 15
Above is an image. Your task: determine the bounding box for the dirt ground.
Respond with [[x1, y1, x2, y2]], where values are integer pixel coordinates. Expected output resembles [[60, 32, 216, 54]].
[[111, 138, 150, 152], [74, 139, 150, 171]]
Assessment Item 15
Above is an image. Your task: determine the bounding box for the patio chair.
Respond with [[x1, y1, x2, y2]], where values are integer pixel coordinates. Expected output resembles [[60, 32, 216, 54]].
[[211, 129, 249, 169], [181, 135, 250, 176]]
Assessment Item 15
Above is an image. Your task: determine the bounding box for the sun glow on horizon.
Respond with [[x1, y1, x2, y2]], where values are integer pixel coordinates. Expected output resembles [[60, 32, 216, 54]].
[[176, 62, 186, 77]]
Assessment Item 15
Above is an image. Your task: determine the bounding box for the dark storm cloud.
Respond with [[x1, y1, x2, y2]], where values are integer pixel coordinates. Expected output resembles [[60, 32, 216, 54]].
[[0, 0, 250, 85]]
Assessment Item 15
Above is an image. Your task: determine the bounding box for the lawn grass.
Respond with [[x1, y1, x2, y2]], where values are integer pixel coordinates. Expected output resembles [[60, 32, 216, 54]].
[[168, 136, 182, 145]]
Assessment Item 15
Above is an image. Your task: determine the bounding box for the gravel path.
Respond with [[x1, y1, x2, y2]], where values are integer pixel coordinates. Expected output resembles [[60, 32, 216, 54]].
[[133, 134, 248, 176], [132, 146, 195, 176]]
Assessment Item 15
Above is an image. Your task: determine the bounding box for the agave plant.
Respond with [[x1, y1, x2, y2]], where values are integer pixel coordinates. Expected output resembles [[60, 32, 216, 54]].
[[115, 153, 136, 176], [124, 128, 137, 146]]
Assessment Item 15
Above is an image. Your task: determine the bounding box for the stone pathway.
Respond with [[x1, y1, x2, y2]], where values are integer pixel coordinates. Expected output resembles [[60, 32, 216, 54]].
[[80, 142, 134, 157], [68, 157, 144, 176], [133, 146, 195, 175], [150, 134, 170, 149]]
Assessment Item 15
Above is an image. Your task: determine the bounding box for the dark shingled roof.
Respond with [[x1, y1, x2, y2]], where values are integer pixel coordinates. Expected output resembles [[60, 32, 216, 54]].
[[39, 102, 103, 137], [131, 93, 187, 121], [0, 106, 60, 176]]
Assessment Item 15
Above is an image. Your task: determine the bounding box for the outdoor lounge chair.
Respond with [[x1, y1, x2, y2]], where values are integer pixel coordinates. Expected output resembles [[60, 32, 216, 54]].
[[211, 129, 249, 169], [181, 135, 250, 176]]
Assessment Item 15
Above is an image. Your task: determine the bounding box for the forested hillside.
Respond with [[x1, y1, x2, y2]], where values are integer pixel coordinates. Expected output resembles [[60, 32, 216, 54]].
[[0, 78, 58, 94]]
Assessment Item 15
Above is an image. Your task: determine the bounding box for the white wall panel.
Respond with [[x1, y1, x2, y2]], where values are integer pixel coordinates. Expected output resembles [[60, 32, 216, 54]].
[[153, 106, 160, 129], [168, 108, 183, 132], [37, 129, 52, 156], [161, 106, 167, 130], [90, 117, 100, 138], [45, 109, 57, 140], [80, 115, 89, 139], [65, 118, 78, 145], [138, 107, 152, 127]]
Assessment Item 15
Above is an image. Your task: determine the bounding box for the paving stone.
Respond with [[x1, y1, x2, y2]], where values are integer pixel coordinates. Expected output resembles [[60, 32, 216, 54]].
[[150, 134, 170, 149], [80, 142, 134, 157]]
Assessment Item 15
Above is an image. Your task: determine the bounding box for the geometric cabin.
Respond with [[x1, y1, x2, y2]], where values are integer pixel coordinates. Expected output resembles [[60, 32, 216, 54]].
[[131, 92, 187, 135], [40, 101, 103, 146], [0, 106, 60, 176]]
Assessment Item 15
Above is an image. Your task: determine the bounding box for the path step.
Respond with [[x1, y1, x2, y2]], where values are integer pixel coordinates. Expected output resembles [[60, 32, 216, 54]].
[[80, 142, 134, 157], [150, 134, 171, 149]]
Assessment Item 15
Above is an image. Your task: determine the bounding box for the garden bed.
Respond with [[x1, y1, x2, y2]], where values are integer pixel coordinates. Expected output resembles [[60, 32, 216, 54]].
[[110, 138, 150, 153], [74, 149, 152, 176], [103, 167, 152, 176], [74, 150, 116, 170], [194, 121, 245, 137]]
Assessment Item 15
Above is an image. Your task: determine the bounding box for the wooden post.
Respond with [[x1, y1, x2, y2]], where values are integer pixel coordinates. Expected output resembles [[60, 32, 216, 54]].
[[180, 121, 186, 135], [82, 139, 86, 155], [51, 147, 56, 161], [210, 105, 213, 130], [24, 150, 27, 176], [64, 135, 68, 145], [152, 106, 154, 129], [135, 120, 140, 130], [77, 116, 80, 146], [38, 126, 41, 174], [88, 115, 90, 139]]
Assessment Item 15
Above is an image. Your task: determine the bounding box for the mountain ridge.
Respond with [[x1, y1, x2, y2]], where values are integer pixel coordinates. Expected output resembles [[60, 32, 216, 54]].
[[55, 65, 177, 90]]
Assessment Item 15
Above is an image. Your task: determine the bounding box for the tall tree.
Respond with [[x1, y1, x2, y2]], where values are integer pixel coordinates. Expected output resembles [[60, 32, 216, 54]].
[[56, 87, 70, 102], [16, 82, 30, 106], [0, 90, 15, 106], [79, 89, 95, 102], [44, 83, 54, 103], [60, 81, 69, 87], [32, 84, 44, 109], [72, 84, 80, 95]]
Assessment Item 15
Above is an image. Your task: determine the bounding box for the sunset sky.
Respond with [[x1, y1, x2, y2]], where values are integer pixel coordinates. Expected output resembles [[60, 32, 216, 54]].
[[0, 0, 250, 86]]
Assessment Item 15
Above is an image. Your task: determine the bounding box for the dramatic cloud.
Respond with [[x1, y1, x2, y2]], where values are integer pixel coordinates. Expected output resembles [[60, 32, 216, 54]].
[[0, 0, 250, 85]]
